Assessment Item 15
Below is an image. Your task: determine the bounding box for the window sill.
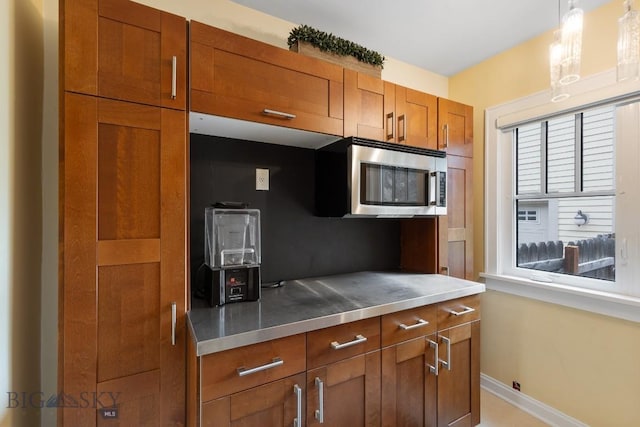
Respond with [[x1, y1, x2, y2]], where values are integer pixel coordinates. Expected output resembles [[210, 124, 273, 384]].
[[480, 272, 640, 323]]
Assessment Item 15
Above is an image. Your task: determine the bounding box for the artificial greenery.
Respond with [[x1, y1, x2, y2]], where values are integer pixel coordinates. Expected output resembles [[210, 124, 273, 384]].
[[288, 24, 385, 68]]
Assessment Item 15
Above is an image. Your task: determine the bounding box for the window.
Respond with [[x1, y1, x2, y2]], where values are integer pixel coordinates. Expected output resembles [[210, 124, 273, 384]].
[[514, 106, 616, 282], [483, 70, 640, 322]]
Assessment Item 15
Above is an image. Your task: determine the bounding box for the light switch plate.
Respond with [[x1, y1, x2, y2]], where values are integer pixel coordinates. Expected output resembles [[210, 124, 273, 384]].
[[256, 168, 269, 191]]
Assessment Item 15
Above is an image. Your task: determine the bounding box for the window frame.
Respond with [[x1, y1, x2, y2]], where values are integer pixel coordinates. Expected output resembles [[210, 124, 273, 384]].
[[483, 69, 640, 323]]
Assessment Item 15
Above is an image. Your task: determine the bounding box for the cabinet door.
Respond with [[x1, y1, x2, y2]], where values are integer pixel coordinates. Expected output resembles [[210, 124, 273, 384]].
[[61, 93, 186, 426], [344, 69, 386, 140], [201, 373, 306, 427], [381, 336, 437, 427], [307, 352, 381, 427], [395, 85, 438, 150], [437, 321, 480, 427], [446, 155, 474, 280], [190, 22, 344, 136], [62, 0, 187, 110], [438, 99, 472, 157]]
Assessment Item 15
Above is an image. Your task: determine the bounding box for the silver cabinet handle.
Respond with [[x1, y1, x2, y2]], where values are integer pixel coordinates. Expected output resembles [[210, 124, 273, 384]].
[[440, 336, 451, 371], [443, 123, 449, 148], [314, 377, 324, 423], [171, 56, 177, 100], [331, 334, 367, 350], [293, 384, 302, 427], [399, 318, 429, 331], [449, 306, 476, 316], [171, 302, 177, 346], [427, 338, 439, 376], [237, 357, 284, 377], [263, 109, 296, 119]]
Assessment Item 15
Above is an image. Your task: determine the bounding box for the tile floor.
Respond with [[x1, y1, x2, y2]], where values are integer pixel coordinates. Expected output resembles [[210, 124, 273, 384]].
[[479, 388, 550, 427]]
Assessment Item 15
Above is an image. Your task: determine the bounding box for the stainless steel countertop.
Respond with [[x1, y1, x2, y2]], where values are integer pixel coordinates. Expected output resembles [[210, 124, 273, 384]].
[[188, 271, 485, 356]]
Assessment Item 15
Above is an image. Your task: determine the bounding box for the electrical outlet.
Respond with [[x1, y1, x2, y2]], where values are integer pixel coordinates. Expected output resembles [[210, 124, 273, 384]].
[[256, 168, 269, 191], [512, 381, 521, 391]]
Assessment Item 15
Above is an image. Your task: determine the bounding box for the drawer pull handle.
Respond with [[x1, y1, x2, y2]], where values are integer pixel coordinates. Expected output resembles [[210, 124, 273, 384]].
[[330, 334, 367, 350], [237, 357, 283, 377], [293, 384, 302, 427], [314, 377, 324, 423], [427, 338, 439, 376], [263, 109, 296, 119], [399, 318, 429, 331], [449, 306, 476, 316], [440, 336, 451, 371], [171, 55, 177, 100], [171, 302, 177, 346]]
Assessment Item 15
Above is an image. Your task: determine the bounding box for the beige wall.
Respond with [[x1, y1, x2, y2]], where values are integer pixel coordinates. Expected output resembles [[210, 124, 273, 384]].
[[1, 0, 46, 426], [450, 1, 640, 425], [134, 0, 449, 97]]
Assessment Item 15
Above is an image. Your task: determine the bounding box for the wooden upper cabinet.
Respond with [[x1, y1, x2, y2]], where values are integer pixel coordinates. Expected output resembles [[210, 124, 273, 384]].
[[446, 155, 474, 280], [344, 73, 437, 150], [62, 0, 187, 110], [394, 85, 438, 150], [438, 98, 473, 156], [190, 21, 344, 136], [344, 69, 386, 140]]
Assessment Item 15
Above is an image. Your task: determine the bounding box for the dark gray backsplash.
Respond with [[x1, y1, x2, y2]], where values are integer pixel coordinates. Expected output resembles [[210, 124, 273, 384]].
[[190, 134, 400, 286]]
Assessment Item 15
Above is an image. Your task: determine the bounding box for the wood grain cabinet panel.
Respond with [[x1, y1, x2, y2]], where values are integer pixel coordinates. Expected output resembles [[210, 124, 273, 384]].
[[62, 0, 187, 110], [60, 93, 186, 427], [200, 334, 306, 402], [445, 155, 474, 280], [307, 317, 380, 370], [190, 21, 344, 136], [345, 75, 437, 149], [381, 305, 437, 347], [437, 98, 473, 156], [394, 86, 438, 150], [436, 321, 481, 427], [201, 373, 306, 427], [344, 69, 386, 140], [381, 336, 438, 427], [307, 351, 381, 427]]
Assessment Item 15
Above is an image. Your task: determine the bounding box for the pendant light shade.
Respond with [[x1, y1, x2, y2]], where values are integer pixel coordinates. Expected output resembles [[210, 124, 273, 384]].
[[550, 30, 570, 102], [560, 0, 584, 85], [618, 0, 640, 81]]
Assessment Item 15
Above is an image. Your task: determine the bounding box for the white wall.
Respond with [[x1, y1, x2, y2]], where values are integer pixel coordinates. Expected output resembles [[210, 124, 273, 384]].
[[41, 0, 58, 425], [1, 0, 45, 426], [0, 1, 13, 425]]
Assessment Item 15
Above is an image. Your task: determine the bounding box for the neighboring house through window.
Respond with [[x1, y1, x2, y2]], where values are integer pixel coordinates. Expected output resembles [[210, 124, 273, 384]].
[[483, 70, 640, 322]]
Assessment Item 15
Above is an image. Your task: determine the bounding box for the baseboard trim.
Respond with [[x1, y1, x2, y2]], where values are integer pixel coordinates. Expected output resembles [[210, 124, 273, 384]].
[[480, 374, 588, 427]]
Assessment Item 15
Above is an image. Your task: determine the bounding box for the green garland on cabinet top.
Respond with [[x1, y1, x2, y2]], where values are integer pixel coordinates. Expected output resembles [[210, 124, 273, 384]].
[[287, 24, 385, 68]]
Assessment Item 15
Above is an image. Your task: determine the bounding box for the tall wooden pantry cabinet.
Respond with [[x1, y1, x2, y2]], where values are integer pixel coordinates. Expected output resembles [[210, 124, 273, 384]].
[[59, 0, 188, 425]]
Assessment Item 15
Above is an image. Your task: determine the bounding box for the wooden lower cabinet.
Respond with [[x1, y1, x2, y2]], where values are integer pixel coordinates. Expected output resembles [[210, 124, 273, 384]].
[[381, 335, 437, 427], [201, 373, 306, 427], [307, 352, 381, 427], [190, 298, 480, 427], [436, 321, 481, 427]]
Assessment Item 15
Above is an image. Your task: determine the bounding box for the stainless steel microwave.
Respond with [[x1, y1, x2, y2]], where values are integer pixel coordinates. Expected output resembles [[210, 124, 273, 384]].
[[315, 137, 447, 218]]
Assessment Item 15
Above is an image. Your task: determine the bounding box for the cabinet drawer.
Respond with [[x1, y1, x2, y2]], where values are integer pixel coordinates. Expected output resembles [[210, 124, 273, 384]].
[[381, 304, 437, 347], [437, 294, 481, 330], [307, 317, 380, 370], [201, 334, 306, 402]]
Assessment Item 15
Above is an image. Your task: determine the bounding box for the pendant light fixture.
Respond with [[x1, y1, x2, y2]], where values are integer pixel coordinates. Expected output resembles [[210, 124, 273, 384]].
[[559, 0, 584, 85], [550, 30, 570, 102], [618, 0, 640, 81]]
